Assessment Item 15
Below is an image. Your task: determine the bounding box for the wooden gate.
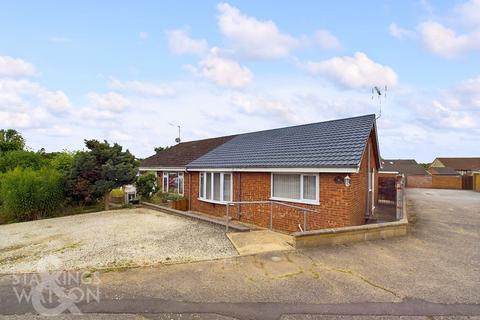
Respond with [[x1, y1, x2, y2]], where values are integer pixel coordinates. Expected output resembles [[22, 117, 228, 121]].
[[462, 175, 473, 190], [378, 177, 396, 204]]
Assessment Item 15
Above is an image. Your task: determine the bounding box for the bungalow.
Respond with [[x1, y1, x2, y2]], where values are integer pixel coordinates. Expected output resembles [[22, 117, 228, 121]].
[[141, 114, 380, 233]]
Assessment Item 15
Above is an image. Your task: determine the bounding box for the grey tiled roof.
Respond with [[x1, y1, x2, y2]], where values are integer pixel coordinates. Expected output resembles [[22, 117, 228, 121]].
[[187, 114, 377, 169]]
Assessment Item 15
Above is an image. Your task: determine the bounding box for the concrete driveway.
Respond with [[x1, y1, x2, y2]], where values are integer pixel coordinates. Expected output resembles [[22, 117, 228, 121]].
[[0, 188, 479, 319], [0, 208, 237, 273]]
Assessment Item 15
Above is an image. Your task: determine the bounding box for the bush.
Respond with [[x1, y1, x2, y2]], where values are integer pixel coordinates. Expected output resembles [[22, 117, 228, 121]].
[[0, 167, 65, 222], [136, 172, 159, 199], [49, 151, 75, 175]]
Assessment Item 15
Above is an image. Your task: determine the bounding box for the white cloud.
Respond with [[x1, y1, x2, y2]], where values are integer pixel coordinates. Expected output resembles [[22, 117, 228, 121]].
[[166, 29, 209, 55], [428, 100, 476, 129], [87, 92, 131, 112], [109, 78, 175, 97], [389, 23, 415, 40], [455, 76, 480, 108], [109, 129, 132, 142], [139, 32, 149, 40], [0, 55, 36, 77], [230, 93, 300, 123], [455, 0, 480, 27], [302, 52, 398, 89], [0, 111, 32, 128], [418, 21, 480, 58], [38, 90, 71, 113], [313, 30, 342, 50], [187, 48, 253, 88], [0, 78, 70, 113], [217, 2, 302, 59]]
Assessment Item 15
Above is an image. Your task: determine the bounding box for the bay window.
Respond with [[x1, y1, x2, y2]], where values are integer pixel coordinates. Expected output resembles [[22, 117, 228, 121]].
[[162, 172, 184, 195], [199, 172, 232, 203], [271, 173, 319, 204]]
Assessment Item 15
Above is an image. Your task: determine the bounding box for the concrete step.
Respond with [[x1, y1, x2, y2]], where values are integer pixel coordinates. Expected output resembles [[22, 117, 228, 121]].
[[140, 202, 250, 232]]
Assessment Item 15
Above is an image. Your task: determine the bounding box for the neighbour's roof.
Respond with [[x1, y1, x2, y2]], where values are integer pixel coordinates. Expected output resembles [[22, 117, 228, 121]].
[[428, 167, 460, 176], [187, 114, 378, 169], [140, 135, 236, 168], [434, 157, 480, 171], [380, 159, 429, 176]]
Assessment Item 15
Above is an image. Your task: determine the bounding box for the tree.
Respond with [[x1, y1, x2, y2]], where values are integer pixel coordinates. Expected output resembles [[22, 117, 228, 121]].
[[136, 172, 159, 199], [0, 129, 25, 153], [154, 146, 170, 153], [0, 167, 64, 221], [0, 150, 47, 173], [66, 140, 138, 210]]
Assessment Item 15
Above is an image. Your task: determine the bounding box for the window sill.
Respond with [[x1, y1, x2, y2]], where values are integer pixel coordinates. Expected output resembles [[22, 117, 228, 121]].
[[270, 197, 320, 206], [198, 198, 230, 205]]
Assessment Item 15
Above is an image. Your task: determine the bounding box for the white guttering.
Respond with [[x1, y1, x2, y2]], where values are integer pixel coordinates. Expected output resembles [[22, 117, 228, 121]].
[[187, 167, 359, 173], [139, 167, 186, 172]]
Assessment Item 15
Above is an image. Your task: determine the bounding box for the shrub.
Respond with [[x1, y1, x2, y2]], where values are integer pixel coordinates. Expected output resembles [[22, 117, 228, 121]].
[[136, 172, 159, 199], [0, 167, 65, 221], [165, 193, 184, 201]]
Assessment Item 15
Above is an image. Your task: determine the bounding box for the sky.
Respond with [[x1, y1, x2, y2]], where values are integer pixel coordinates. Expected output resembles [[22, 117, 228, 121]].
[[0, 0, 479, 163]]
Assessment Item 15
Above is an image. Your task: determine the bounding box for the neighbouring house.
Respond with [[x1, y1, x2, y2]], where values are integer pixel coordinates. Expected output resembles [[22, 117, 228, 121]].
[[140, 114, 380, 233], [429, 157, 480, 176], [379, 159, 431, 188], [428, 167, 462, 190], [429, 157, 480, 190]]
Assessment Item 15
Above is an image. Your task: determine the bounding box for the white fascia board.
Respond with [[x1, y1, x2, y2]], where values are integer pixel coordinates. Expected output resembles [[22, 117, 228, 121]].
[[139, 167, 186, 172], [187, 167, 359, 173], [378, 171, 399, 174]]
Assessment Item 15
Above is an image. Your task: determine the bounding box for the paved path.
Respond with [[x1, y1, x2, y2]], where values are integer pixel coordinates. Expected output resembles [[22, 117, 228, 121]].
[[0, 188, 479, 319]]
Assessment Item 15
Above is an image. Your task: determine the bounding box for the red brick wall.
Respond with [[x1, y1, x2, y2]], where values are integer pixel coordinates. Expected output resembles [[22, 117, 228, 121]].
[[187, 134, 378, 233], [406, 175, 432, 188], [431, 175, 462, 189]]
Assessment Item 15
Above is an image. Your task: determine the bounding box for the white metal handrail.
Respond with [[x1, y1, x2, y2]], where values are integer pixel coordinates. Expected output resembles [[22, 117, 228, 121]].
[[224, 200, 320, 232]]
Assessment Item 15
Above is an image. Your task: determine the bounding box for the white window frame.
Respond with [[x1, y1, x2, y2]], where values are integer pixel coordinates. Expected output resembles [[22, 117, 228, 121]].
[[162, 171, 184, 195], [270, 173, 320, 205], [198, 172, 233, 205]]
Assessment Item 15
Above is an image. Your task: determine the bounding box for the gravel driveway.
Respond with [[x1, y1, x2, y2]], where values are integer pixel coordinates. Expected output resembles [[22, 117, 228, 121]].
[[0, 208, 237, 273]]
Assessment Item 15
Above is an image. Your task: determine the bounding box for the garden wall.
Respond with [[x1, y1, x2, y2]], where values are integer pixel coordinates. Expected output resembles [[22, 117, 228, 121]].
[[406, 175, 432, 188]]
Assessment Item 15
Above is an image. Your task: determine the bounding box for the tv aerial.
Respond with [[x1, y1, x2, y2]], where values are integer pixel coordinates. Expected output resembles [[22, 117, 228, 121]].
[[372, 85, 387, 119], [168, 122, 181, 144]]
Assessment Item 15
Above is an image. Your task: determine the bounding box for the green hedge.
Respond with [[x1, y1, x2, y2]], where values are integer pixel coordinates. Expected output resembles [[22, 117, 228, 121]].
[[0, 167, 65, 221]]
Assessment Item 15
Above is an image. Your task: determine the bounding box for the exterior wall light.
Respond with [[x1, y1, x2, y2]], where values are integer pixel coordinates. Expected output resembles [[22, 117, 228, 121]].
[[344, 175, 351, 187]]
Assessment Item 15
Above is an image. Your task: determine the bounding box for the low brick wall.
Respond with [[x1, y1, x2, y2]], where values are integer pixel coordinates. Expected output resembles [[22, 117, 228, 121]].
[[293, 220, 408, 248], [431, 175, 462, 189], [406, 175, 432, 188], [293, 187, 408, 248]]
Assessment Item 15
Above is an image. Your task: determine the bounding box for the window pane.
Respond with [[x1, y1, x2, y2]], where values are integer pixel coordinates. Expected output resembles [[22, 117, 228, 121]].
[[200, 173, 205, 198], [178, 173, 184, 194], [303, 175, 316, 200], [213, 173, 221, 201], [223, 174, 231, 202], [163, 173, 168, 193], [206, 173, 212, 199], [273, 174, 300, 199], [168, 172, 179, 194]]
